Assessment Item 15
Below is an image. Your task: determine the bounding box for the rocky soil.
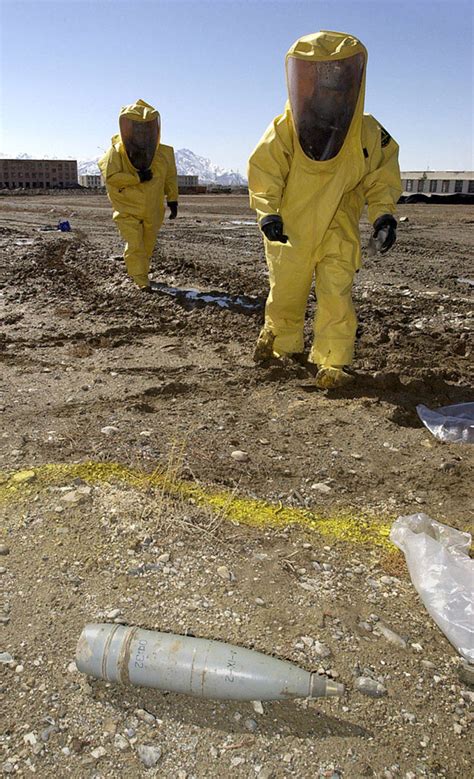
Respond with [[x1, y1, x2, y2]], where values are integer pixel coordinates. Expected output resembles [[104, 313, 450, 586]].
[[0, 193, 473, 777]]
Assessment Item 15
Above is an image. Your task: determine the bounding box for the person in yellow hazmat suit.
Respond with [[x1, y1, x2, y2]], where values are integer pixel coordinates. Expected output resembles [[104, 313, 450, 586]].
[[248, 31, 402, 388], [99, 99, 179, 291]]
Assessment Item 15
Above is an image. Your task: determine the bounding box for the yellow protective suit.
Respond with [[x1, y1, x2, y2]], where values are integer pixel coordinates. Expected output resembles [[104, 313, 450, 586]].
[[248, 32, 402, 377], [99, 99, 178, 288]]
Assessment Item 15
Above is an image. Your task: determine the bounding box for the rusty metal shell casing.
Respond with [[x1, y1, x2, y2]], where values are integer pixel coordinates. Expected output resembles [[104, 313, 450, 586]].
[[76, 623, 344, 701]]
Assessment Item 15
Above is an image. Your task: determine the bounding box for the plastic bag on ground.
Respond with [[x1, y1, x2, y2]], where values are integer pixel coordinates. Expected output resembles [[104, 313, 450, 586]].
[[390, 514, 473, 662], [57, 219, 72, 232], [416, 402, 474, 444]]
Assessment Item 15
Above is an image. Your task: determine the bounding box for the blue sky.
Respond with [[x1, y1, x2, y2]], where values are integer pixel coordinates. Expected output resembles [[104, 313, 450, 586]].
[[0, 0, 472, 173]]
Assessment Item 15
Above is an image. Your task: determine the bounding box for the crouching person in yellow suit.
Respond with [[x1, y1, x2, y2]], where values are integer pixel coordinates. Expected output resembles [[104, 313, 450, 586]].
[[248, 31, 402, 388], [99, 99, 178, 290]]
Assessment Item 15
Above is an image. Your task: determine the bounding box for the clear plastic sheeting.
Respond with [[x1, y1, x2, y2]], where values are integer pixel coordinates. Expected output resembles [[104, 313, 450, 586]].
[[390, 514, 474, 662], [416, 402, 474, 444]]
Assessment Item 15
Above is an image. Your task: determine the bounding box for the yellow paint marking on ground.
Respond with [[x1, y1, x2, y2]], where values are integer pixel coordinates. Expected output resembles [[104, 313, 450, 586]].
[[0, 462, 394, 548]]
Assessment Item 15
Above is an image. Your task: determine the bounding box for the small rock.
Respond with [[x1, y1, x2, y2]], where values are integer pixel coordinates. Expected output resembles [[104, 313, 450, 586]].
[[310, 482, 332, 493], [106, 608, 122, 619], [24, 732, 37, 746], [217, 565, 232, 581], [283, 753, 292, 763], [374, 623, 407, 649], [355, 677, 387, 697], [40, 725, 58, 743], [101, 426, 119, 435], [0, 652, 14, 664], [0, 567, 6, 574], [137, 744, 162, 768], [12, 469, 36, 483], [62, 490, 86, 505], [244, 718, 258, 732], [0, 545, 10, 556], [440, 461, 456, 472], [134, 708, 155, 725], [67, 661, 77, 673], [103, 718, 117, 735], [15, 665, 24, 674], [314, 640, 332, 657], [231, 756, 245, 767], [231, 449, 249, 462], [252, 700, 264, 715], [410, 643, 423, 653], [114, 734, 129, 751], [91, 746, 107, 760], [421, 659, 435, 670], [157, 552, 170, 563], [255, 597, 265, 606]]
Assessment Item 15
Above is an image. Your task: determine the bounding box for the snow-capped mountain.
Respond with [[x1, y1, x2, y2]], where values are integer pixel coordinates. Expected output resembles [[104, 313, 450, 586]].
[[78, 159, 101, 175], [77, 149, 247, 184], [175, 149, 246, 186]]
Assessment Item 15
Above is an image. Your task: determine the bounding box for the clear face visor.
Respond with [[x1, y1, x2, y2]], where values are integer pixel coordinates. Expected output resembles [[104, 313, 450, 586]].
[[287, 53, 364, 161], [119, 116, 160, 170]]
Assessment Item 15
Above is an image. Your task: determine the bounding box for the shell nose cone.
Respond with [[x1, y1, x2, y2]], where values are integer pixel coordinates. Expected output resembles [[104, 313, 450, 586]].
[[309, 673, 344, 698], [325, 680, 345, 697]]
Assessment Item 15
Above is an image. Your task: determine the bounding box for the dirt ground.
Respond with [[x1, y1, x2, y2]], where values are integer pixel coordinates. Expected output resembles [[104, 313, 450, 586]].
[[0, 193, 473, 778]]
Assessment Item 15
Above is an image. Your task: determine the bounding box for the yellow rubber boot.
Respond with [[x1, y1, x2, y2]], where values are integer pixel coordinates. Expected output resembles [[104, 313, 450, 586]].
[[253, 328, 276, 362], [315, 366, 353, 389]]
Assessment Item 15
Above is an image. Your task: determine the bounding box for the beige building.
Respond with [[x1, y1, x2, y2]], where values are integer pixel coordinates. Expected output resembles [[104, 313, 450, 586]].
[[79, 174, 103, 188], [401, 171, 474, 196], [0, 158, 78, 189], [178, 175, 199, 187]]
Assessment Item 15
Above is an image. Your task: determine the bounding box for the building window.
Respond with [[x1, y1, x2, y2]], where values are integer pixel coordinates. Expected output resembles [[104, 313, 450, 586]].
[[468, 181, 474, 193], [417, 179, 425, 192], [429, 179, 437, 192], [406, 179, 413, 192], [441, 180, 450, 193], [454, 180, 463, 193]]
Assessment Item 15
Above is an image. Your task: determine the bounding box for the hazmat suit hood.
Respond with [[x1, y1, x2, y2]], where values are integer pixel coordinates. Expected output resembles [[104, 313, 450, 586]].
[[118, 99, 161, 171], [286, 31, 367, 162]]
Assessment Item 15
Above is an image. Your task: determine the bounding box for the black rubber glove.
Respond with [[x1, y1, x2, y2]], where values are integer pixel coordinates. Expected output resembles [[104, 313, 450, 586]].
[[260, 215, 288, 243], [168, 201, 178, 220], [138, 169, 153, 183], [372, 214, 397, 253]]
